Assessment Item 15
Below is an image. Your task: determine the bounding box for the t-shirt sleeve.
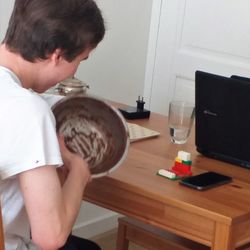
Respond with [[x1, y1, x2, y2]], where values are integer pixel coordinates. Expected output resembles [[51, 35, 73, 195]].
[[40, 93, 64, 108], [0, 95, 63, 180]]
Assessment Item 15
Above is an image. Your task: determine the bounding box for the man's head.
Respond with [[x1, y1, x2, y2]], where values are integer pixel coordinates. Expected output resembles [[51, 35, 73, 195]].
[[3, 0, 105, 62]]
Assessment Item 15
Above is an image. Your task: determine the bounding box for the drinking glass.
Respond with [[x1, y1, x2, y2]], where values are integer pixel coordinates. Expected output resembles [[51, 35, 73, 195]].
[[168, 101, 195, 144]]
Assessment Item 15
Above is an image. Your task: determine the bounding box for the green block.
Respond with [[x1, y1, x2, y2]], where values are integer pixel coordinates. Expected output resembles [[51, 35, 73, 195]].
[[182, 160, 192, 165]]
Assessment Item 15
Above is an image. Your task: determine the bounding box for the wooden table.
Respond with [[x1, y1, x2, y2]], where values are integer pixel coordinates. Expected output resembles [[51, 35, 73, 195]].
[[84, 111, 250, 250]]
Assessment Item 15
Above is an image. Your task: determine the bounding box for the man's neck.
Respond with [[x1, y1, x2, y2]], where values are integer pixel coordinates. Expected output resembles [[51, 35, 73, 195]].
[[0, 44, 37, 89]]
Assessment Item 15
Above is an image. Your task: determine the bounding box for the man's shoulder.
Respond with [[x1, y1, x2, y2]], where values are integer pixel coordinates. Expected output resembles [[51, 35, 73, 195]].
[[19, 92, 50, 113], [6, 95, 50, 125]]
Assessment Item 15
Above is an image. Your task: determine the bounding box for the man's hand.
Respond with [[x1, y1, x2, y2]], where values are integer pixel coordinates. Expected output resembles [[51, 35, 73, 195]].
[[57, 133, 91, 184]]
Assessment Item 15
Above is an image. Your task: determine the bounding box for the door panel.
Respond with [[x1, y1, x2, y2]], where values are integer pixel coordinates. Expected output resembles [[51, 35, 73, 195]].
[[148, 0, 250, 115]]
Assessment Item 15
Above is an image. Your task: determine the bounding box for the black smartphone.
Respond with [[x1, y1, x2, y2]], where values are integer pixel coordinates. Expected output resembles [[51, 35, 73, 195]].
[[179, 172, 232, 191]]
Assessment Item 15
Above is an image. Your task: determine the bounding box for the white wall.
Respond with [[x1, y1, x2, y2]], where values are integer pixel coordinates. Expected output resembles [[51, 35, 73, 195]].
[[73, 202, 121, 238], [76, 0, 153, 106], [0, 1, 14, 40]]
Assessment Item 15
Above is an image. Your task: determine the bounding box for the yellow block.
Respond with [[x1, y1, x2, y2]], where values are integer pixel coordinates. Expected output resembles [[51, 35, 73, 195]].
[[175, 157, 182, 163]]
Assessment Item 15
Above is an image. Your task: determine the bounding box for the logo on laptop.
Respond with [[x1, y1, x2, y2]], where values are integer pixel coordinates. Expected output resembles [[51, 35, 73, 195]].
[[203, 110, 218, 117]]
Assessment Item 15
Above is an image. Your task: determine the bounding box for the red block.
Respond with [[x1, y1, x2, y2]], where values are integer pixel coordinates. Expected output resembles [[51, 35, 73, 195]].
[[171, 161, 192, 177]]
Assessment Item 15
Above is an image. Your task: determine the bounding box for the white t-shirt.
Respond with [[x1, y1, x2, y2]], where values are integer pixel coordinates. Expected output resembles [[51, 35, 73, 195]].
[[0, 66, 63, 249]]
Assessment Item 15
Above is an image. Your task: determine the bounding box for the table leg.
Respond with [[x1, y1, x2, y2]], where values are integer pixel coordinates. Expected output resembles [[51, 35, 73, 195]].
[[116, 219, 129, 250], [212, 222, 235, 250]]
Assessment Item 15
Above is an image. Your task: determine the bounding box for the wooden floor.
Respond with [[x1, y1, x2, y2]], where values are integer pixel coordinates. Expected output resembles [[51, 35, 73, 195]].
[[91, 229, 250, 250], [91, 229, 146, 250]]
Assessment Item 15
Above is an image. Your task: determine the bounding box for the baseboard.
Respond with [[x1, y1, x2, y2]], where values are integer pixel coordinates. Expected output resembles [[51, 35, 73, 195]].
[[72, 212, 121, 239]]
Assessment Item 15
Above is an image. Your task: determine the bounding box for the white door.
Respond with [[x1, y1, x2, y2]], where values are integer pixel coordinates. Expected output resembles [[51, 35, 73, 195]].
[[145, 0, 250, 115]]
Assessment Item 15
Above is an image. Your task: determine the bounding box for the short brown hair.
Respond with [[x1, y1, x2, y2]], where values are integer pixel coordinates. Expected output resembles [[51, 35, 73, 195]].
[[3, 0, 105, 62]]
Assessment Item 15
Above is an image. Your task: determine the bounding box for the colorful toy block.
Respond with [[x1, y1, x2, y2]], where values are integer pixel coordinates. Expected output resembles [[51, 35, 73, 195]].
[[177, 151, 191, 161], [157, 169, 180, 180], [171, 151, 193, 177], [157, 151, 192, 181]]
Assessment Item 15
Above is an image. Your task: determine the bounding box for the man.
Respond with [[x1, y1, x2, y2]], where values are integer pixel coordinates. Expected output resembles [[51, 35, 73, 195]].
[[0, 0, 105, 249]]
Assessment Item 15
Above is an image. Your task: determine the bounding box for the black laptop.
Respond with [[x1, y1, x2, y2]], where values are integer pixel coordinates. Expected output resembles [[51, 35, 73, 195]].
[[195, 71, 250, 168]]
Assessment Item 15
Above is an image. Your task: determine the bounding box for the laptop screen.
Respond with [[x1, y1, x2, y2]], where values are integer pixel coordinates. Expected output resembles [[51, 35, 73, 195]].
[[195, 71, 250, 168]]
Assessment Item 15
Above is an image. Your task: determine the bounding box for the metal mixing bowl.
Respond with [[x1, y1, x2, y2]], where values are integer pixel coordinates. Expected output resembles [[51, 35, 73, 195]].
[[52, 95, 130, 178]]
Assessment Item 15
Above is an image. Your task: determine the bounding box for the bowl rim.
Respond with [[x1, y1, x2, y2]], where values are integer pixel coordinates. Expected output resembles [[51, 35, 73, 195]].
[[51, 94, 130, 178]]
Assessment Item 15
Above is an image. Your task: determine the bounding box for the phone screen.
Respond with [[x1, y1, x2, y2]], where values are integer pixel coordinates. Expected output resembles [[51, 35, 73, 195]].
[[180, 172, 232, 190]]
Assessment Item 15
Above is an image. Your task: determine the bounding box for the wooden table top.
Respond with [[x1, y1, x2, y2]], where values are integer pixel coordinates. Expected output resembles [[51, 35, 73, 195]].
[[84, 111, 250, 227]]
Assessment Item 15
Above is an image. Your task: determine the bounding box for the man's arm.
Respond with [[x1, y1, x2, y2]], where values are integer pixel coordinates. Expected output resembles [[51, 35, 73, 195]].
[[19, 136, 90, 250]]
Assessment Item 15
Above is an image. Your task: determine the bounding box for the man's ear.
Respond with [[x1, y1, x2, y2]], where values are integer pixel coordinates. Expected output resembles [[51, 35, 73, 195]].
[[50, 49, 64, 65]]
